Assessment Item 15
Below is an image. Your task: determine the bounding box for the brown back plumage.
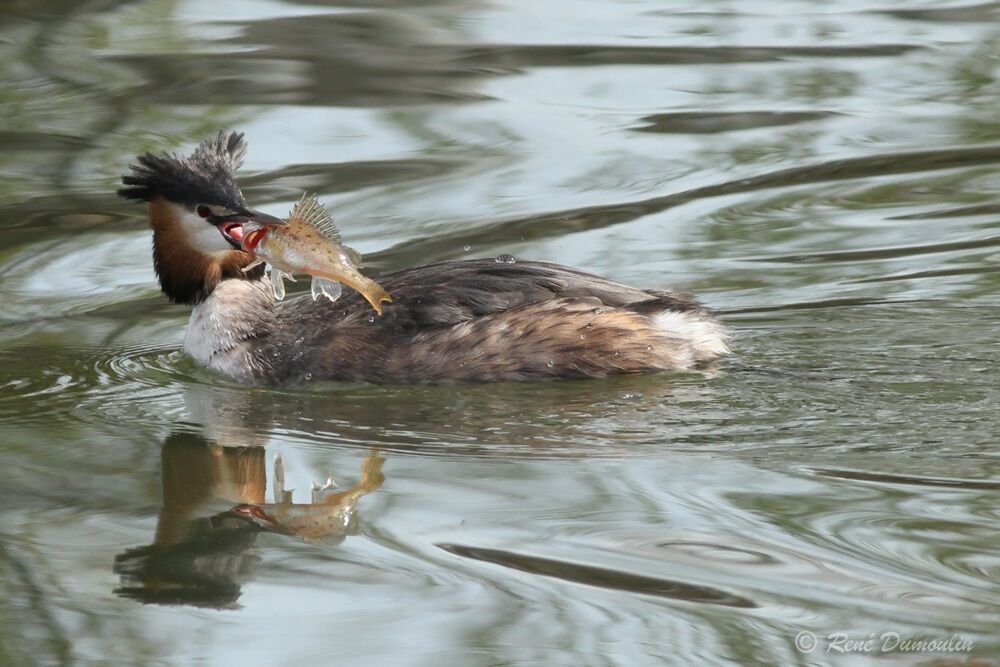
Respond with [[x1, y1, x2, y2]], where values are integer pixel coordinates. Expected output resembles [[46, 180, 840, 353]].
[[269, 259, 727, 384]]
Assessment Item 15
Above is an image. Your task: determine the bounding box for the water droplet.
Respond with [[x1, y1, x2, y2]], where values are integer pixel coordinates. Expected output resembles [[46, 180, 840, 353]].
[[463, 245, 471, 252], [585, 323, 594, 329], [304, 372, 313, 381], [579, 334, 586, 340], [594, 308, 605, 315], [646, 346, 653, 351], [495, 254, 516, 264], [546, 361, 554, 368], [367, 313, 376, 323]]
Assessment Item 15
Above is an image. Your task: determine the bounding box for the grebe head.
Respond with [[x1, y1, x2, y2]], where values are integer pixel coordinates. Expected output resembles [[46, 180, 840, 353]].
[[118, 132, 284, 304]]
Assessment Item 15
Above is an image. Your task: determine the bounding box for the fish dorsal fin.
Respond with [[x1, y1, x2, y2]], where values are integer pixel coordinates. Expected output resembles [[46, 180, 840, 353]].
[[289, 194, 340, 243]]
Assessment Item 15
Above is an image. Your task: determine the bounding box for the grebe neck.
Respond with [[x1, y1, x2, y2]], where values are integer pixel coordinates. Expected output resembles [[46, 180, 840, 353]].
[[183, 277, 277, 381]]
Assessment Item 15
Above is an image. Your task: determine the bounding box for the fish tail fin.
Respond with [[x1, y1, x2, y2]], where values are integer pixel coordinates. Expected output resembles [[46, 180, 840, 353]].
[[353, 279, 391, 314], [370, 286, 392, 314], [311, 276, 343, 302]]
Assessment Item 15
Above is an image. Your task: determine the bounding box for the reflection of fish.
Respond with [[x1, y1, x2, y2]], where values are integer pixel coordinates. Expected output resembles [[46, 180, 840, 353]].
[[242, 195, 392, 313], [226, 452, 385, 543]]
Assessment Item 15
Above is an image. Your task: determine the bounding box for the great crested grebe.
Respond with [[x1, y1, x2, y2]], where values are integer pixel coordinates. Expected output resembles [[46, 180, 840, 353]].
[[118, 132, 729, 385]]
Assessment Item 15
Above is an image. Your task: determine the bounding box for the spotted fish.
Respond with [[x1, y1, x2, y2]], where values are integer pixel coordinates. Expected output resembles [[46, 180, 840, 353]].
[[241, 194, 391, 313]]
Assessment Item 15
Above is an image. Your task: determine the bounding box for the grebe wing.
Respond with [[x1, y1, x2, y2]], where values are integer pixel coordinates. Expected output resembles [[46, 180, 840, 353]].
[[369, 259, 700, 328], [283, 259, 703, 331]]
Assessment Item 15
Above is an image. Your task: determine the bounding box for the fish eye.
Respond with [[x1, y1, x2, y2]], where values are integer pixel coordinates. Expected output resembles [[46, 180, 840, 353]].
[[196, 205, 212, 218]]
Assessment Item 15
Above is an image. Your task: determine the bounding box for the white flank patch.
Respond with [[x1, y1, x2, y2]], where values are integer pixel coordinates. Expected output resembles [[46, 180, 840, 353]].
[[653, 310, 730, 362]]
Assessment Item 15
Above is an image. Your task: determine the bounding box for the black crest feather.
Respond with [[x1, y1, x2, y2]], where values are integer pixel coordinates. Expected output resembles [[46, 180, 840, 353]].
[[118, 131, 249, 209]]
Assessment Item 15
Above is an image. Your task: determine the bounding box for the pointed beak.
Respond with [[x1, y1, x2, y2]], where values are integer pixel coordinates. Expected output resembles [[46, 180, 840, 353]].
[[242, 208, 287, 228]]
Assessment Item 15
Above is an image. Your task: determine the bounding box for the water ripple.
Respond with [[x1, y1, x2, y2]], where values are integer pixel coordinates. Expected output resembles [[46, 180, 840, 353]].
[[632, 111, 834, 135], [372, 144, 1000, 267], [437, 543, 757, 608], [0, 341, 193, 428]]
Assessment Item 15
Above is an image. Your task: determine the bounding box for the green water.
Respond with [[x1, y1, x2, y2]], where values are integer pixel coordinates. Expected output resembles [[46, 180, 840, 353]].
[[1, 1, 999, 665]]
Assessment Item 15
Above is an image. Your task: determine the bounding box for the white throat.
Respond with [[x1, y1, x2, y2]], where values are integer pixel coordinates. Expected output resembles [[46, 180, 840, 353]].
[[176, 205, 233, 254]]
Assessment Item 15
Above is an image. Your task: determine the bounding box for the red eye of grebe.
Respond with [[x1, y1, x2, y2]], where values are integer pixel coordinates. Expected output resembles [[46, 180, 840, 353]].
[[196, 205, 211, 218]]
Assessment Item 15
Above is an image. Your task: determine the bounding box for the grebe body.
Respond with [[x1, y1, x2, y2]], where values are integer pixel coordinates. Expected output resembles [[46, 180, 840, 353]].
[[119, 133, 728, 385]]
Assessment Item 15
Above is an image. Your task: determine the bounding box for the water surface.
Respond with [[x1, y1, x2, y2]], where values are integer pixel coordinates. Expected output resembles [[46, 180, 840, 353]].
[[1, 1, 999, 665]]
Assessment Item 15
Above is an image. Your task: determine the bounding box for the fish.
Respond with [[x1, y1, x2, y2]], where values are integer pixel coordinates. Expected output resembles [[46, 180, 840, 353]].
[[241, 194, 392, 313], [223, 452, 385, 543]]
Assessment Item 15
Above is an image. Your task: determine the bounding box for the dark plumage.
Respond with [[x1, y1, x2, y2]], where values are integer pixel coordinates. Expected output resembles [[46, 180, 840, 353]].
[[119, 132, 248, 209], [239, 259, 727, 384]]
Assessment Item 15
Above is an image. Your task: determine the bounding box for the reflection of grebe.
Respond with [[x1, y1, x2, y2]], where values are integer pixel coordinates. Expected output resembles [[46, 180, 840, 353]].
[[113, 432, 383, 608], [118, 132, 729, 385]]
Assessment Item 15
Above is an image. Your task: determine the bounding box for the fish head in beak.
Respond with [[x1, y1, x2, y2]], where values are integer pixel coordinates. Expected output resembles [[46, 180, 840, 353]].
[[207, 206, 286, 249]]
